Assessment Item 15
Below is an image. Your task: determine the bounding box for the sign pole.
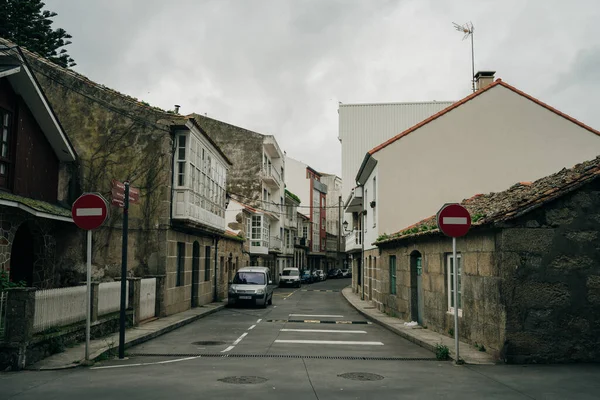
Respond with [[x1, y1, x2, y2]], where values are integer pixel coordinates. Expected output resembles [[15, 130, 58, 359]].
[[85, 229, 92, 361], [118, 181, 130, 359], [453, 236, 460, 364]]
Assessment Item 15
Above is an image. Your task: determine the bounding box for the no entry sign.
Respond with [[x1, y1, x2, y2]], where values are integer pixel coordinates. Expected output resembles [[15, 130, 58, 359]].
[[72, 193, 108, 230], [436, 203, 471, 238]]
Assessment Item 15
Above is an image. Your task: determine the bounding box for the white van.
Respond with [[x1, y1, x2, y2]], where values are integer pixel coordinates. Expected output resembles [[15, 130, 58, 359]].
[[228, 266, 275, 308], [279, 268, 301, 288]]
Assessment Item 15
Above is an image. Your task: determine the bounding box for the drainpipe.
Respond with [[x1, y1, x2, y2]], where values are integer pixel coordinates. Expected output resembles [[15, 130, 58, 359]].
[[361, 208, 365, 301], [214, 236, 219, 302]]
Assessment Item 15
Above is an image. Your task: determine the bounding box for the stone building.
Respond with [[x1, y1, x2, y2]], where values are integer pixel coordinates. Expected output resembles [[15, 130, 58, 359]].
[[375, 157, 600, 363], [0, 44, 80, 288], [194, 114, 288, 278], [12, 40, 248, 315], [321, 174, 344, 271]]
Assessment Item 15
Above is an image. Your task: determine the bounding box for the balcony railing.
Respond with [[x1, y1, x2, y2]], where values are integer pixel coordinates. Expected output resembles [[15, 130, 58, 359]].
[[264, 201, 282, 218], [269, 236, 283, 252], [294, 237, 307, 247], [261, 165, 281, 188], [345, 230, 362, 252]]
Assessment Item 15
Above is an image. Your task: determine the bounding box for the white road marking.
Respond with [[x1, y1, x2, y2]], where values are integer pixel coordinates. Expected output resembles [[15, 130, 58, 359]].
[[256, 318, 262, 324], [289, 314, 344, 318], [90, 356, 199, 369], [275, 340, 383, 345], [248, 324, 256, 330], [221, 346, 235, 353], [443, 217, 468, 225], [281, 329, 367, 334], [233, 332, 248, 345], [76, 208, 103, 216]]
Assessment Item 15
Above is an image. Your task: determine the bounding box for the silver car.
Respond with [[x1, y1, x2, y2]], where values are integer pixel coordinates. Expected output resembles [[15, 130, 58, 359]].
[[228, 266, 275, 308]]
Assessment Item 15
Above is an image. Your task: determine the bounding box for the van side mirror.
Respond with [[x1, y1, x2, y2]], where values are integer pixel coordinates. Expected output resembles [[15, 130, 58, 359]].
[[279, 273, 282, 276]]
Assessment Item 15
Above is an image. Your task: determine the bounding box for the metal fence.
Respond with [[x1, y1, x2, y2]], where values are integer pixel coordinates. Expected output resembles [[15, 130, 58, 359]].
[[139, 278, 156, 321], [98, 281, 129, 316], [33, 286, 87, 333], [0, 291, 7, 338]]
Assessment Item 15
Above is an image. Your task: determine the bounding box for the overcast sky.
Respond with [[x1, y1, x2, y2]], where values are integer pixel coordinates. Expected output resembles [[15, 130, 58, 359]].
[[44, 0, 600, 176]]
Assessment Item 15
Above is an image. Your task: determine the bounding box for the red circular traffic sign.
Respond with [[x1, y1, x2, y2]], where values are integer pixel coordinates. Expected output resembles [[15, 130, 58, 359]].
[[436, 203, 471, 238], [71, 193, 108, 230]]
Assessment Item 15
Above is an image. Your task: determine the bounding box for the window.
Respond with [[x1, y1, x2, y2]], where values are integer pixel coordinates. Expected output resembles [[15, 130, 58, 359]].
[[303, 226, 308, 238], [447, 253, 462, 315], [322, 218, 326, 230], [389, 255, 397, 295], [176, 242, 185, 286], [205, 245, 211, 281], [0, 110, 11, 189], [177, 135, 186, 187]]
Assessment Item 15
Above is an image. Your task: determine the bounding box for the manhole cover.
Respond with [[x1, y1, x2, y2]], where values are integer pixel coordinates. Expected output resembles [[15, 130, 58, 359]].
[[192, 341, 226, 346], [218, 376, 268, 384], [338, 372, 384, 381]]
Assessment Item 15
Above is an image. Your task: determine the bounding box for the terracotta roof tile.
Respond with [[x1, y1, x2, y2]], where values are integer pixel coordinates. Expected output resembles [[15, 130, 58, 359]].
[[377, 156, 600, 244], [368, 80, 600, 155]]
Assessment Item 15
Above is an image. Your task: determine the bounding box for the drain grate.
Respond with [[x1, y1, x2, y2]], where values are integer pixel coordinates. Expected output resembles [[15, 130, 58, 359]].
[[339, 372, 384, 381], [192, 341, 227, 346], [127, 353, 439, 361], [218, 376, 268, 384]]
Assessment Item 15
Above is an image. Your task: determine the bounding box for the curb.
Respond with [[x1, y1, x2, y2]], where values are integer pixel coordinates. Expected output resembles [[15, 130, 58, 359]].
[[341, 289, 444, 359], [341, 289, 496, 365], [27, 304, 226, 371]]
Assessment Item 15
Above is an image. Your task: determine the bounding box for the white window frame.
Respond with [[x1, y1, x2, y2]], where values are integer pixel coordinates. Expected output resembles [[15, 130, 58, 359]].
[[446, 253, 463, 317]]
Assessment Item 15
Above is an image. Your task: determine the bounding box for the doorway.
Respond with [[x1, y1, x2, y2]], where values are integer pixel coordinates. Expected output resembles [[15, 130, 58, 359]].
[[10, 223, 36, 286], [410, 251, 423, 325]]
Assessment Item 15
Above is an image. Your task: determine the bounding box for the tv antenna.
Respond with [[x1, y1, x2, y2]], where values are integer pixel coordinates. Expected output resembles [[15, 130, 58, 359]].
[[453, 21, 475, 92]]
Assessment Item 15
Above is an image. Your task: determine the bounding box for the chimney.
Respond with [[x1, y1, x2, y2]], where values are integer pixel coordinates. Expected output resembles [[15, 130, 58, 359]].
[[174, 104, 180, 114], [474, 71, 496, 91]]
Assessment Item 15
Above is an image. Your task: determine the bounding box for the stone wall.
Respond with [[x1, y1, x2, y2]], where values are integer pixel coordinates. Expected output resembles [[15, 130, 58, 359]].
[[377, 230, 506, 358], [26, 52, 175, 276], [191, 114, 264, 208], [498, 180, 600, 363], [164, 229, 248, 315]]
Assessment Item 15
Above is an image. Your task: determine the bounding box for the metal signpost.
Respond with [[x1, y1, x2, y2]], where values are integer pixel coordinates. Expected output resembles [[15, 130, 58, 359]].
[[71, 193, 109, 362], [436, 203, 471, 364], [111, 179, 139, 359]]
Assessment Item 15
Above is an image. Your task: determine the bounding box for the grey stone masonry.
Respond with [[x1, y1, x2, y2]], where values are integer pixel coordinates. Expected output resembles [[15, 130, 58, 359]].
[[4, 288, 36, 344]]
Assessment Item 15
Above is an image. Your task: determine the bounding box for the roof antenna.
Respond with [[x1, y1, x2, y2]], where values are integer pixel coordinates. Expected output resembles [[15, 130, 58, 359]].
[[453, 21, 475, 92]]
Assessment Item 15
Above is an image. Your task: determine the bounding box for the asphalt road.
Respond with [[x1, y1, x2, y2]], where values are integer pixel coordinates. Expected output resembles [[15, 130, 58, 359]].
[[3, 278, 600, 399]]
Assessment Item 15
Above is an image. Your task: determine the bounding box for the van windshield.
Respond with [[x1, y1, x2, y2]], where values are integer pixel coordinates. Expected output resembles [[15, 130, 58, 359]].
[[233, 272, 266, 285], [282, 270, 299, 276]]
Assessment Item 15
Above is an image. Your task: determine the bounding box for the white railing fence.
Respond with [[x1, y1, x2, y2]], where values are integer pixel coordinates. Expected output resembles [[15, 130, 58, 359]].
[[34, 286, 87, 333], [139, 278, 156, 321], [98, 281, 129, 316]]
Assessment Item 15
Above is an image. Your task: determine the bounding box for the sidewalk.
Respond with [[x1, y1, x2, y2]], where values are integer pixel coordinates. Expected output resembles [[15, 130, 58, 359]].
[[342, 287, 496, 365], [26, 301, 226, 371]]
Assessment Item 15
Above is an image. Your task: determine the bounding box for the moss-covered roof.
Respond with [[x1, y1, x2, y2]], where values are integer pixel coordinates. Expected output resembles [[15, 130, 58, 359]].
[[285, 189, 301, 204], [0, 191, 72, 219]]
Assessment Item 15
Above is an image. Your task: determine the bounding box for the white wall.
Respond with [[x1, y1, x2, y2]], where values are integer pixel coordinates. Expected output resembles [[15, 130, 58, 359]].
[[362, 166, 378, 250], [284, 156, 311, 217], [376, 84, 600, 236], [339, 101, 453, 203]]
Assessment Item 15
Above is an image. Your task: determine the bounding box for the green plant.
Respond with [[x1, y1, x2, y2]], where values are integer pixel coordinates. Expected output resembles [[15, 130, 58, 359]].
[[0, 270, 26, 290], [448, 328, 454, 337], [477, 343, 486, 352], [435, 343, 450, 360], [47, 336, 65, 355], [472, 213, 486, 223], [377, 233, 390, 241]]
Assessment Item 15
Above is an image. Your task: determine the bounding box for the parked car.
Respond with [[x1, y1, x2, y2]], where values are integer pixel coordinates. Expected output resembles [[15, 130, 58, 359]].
[[341, 269, 351, 278], [327, 268, 342, 279], [301, 270, 313, 284], [313, 270, 325, 282], [279, 268, 301, 288], [228, 266, 275, 308]]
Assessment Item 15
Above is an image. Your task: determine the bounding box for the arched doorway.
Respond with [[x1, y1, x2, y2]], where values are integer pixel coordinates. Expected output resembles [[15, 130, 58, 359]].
[[10, 223, 36, 286], [410, 251, 423, 325], [191, 241, 200, 307]]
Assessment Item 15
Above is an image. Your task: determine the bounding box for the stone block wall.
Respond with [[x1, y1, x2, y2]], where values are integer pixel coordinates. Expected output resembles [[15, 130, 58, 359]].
[[378, 231, 506, 357], [499, 181, 600, 363]]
